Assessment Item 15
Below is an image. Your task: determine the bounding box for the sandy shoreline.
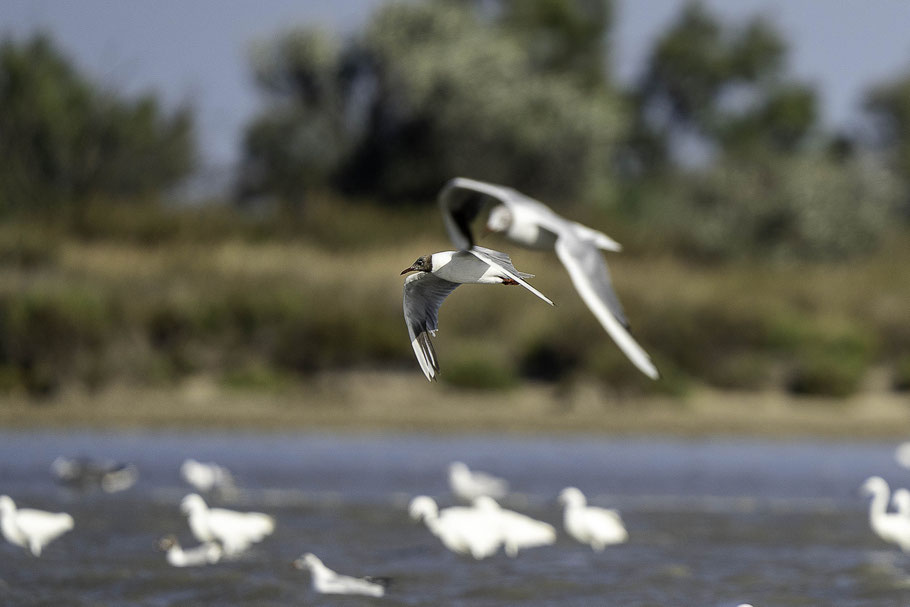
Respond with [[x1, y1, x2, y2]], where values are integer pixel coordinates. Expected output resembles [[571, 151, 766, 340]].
[[1, 371, 908, 440]]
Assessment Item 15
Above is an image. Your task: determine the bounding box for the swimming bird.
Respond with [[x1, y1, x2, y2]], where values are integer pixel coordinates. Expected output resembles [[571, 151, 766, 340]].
[[180, 459, 236, 495], [448, 461, 509, 502], [860, 476, 910, 551], [408, 495, 502, 559], [51, 456, 138, 493], [180, 493, 275, 556], [293, 552, 389, 597], [472, 496, 556, 557], [558, 487, 628, 551], [0, 495, 74, 557], [439, 177, 659, 379], [402, 246, 553, 381], [157, 534, 222, 567]]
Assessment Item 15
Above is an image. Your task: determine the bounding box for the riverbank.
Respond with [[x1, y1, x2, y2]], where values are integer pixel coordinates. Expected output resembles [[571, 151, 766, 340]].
[[2, 370, 907, 439]]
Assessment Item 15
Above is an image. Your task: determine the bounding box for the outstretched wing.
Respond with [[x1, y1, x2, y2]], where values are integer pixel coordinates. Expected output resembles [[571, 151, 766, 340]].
[[554, 236, 659, 380], [403, 273, 460, 381], [469, 246, 554, 306]]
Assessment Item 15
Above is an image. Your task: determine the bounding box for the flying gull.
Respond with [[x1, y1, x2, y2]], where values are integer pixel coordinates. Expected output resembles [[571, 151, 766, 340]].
[[439, 177, 659, 379], [402, 245, 553, 381]]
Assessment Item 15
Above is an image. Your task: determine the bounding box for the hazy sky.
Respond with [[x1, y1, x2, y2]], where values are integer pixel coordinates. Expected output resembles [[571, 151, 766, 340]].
[[3, 0, 910, 167]]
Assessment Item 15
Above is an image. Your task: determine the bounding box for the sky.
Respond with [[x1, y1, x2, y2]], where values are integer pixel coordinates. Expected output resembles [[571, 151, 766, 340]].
[[3, 0, 910, 171]]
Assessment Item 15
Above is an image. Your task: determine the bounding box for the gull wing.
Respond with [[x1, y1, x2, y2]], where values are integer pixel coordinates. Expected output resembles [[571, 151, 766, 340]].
[[469, 246, 554, 306], [403, 272, 460, 381], [554, 237, 659, 380]]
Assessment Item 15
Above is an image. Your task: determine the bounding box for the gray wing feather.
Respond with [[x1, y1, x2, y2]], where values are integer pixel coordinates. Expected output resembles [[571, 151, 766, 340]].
[[403, 273, 460, 381], [554, 237, 627, 327]]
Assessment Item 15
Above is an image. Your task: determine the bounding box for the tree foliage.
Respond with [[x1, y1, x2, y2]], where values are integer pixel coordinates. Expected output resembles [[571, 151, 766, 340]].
[[864, 70, 910, 212], [0, 34, 194, 213]]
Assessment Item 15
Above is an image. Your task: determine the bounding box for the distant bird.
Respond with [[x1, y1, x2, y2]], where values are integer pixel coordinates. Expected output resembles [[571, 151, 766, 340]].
[[472, 496, 556, 557], [439, 177, 659, 379], [180, 493, 274, 556], [893, 488, 910, 518], [180, 459, 236, 495], [895, 442, 910, 469], [448, 461, 509, 502], [293, 552, 390, 597], [0, 495, 74, 557], [408, 495, 502, 559], [558, 487, 628, 551], [402, 246, 553, 381], [50, 456, 138, 493], [157, 534, 222, 567], [860, 476, 910, 551]]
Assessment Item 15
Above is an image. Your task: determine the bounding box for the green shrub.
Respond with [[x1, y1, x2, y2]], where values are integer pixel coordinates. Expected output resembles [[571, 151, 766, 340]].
[[893, 356, 910, 392], [441, 352, 518, 391]]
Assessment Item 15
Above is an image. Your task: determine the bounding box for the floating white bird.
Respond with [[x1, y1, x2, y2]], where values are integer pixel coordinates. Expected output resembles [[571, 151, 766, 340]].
[[51, 456, 138, 493], [0, 495, 74, 557], [158, 534, 222, 567], [293, 552, 390, 597], [895, 442, 910, 469], [860, 476, 910, 551], [180, 493, 274, 556], [448, 461, 509, 502], [439, 177, 659, 379], [472, 496, 556, 557], [408, 495, 502, 559], [401, 246, 553, 381], [558, 487, 628, 551], [180, 459, 236, 495]]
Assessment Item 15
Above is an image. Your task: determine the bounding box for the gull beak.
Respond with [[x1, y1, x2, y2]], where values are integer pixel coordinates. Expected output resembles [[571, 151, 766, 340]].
[[400, 265, 417, 275]]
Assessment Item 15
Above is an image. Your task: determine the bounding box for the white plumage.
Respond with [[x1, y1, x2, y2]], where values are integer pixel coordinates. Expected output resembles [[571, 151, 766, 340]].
[[472, 496, 556, 557], [408, 495, 502, 559], [0, 495, 74, 557], [294, 552, 389, 597], [158, 534, 222, 567], [180, 493, 274, 556], [448, 461, 509, 502], [558, 487, 628, 551], [180, 459, 236, 494], [860, 476, 910, 551]]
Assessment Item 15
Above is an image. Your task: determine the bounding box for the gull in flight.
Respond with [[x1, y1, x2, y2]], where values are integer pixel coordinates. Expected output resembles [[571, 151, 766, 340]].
[[558, 487, 628, 551], [180, 493, 275, 557], [860, 476, 910, 551], [408, 495, 503, 559], [0, 495, 74, 557], [293, 552, 390, 597], [472, 496, 557, 557], [448, 461, 509, 502], [157, 534, 222, 567], [402, 245, 553, 381], [439, 177, 659, 379]]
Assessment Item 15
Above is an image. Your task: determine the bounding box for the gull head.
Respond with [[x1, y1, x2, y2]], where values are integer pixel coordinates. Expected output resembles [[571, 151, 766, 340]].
[[157, 534, 178, 551], [860, 476, 888, 497], [558, 487, 586, 508], [293, 552, 321, 571], [486, 205, 513, 234], [408, 495, 439, 521], [401, 255, 433, 275], [180, 493, 207, 515]]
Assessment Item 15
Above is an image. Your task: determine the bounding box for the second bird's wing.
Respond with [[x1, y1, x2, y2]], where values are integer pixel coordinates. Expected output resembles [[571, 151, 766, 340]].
[[403, 273, 460, 381]]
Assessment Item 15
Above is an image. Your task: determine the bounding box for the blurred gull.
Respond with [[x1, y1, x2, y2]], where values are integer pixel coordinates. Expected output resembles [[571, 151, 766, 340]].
[[157, 534, 222, 567], [0, 495, 74, 557], [293, 552, 389, 597], [558, 487, 628, 551], [893, 488, 910, 517], [895, 442, 910, 469], [401, 246, 553, 381], [860, 476, 910, 551], [448, 461, 509, 502], [51, 456, 138, 493], [408, 495, 502, 559], [439, 177, 659, 379], [472, 496, 556, 557], [180, 493, 274, 556], [180, 459, 236, 495]]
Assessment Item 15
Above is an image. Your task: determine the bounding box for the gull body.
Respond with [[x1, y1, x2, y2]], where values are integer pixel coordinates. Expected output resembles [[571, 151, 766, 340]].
[[439, 177, 658, 379], [51, 456, 138, 493], [472, 496, 556, 557], [402, 246, 552, 381], [448, 461, 509, 502], [558, 487, 628, 551], [294, 552, 389, 597], [158, 534, 222, 567], [408, 495, 502, 559], [181, 459, 236, 494], [892, 488, 910, 518], [0, 495, 74, 557], [180, 493, 274, 556], [861, 476, 910, 550]]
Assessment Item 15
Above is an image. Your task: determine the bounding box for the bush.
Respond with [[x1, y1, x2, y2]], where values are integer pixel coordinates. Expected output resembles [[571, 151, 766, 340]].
[[441, 350, 518, 391]]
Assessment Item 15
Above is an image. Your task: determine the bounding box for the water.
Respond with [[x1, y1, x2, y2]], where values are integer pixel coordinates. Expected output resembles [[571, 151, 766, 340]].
[[1, 431, 909, 606]]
